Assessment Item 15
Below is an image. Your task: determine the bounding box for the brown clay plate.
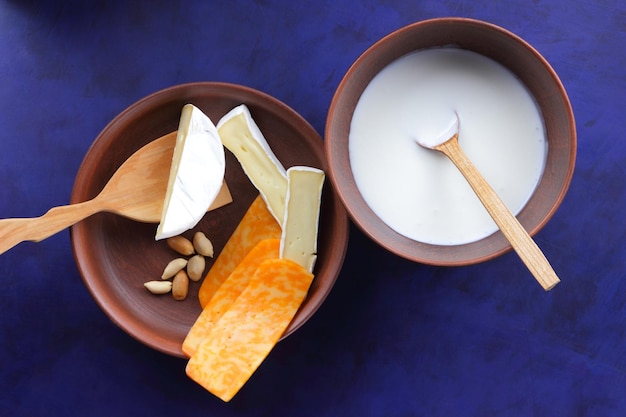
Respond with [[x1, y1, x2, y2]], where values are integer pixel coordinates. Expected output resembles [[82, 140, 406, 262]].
[[70, 82, 349, 358]]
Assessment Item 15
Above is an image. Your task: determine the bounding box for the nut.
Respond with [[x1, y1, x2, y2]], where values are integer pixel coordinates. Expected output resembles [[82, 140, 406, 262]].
[[193, 231, 214, 257], [167, 235, 195, 256], [187, 254, 206, 282], [161, 258, 188, 280], [172, 270, 189, 301], [144, 280, 172, 295]]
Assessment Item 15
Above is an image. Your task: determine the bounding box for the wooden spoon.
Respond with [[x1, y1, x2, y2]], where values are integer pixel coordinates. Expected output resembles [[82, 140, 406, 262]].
[[415, 112, 560, 290], [0, 132, 232, 255]]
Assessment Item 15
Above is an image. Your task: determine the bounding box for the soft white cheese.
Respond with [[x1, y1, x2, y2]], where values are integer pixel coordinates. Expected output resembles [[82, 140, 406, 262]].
[[217, 104, 287, 225], [155, 104, 226, 240], [280, 166, 325, 272]]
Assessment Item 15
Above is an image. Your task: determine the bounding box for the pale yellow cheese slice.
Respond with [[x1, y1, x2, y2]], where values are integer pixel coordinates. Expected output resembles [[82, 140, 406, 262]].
[[280, 166, 325, 272], [156, 104, 226, 240], [217, 105, 287, 224]]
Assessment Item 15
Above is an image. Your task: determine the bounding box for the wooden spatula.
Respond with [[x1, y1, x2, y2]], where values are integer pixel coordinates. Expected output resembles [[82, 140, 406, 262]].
[[0, 132, 232, 255]]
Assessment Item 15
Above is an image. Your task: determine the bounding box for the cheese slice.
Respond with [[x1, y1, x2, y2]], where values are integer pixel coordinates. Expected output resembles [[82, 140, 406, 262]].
[[198, 195, 282, 308], [217, 105, 287, 224], [183, 238, 280, 358], [185, 258, 314, 402], [280, 166, 325, 272], [156, 104, 226, 240]]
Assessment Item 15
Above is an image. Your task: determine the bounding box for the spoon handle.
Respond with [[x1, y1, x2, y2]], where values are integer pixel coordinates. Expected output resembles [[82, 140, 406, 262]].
[[436, 137, 560, 290], [0, 199, 101, 255]]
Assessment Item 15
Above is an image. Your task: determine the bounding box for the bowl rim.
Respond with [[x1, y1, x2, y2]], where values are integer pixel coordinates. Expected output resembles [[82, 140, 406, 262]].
[[71, 81, 350, 357], [325, 17, 576, 266]]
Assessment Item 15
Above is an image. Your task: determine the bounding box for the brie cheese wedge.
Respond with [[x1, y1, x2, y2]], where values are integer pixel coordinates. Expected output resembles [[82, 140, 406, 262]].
[[156, 104, 226, 240], [280, 166, 325, 272], [217, 104, 287, 225]]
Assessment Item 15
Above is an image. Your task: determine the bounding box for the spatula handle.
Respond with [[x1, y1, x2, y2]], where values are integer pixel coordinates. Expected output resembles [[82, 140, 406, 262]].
[[437, 138, 560, 290], [0, 200, 100, 255]]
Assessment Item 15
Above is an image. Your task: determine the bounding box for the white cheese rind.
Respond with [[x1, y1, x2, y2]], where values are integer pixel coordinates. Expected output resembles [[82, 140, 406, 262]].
[[217, 105, 287, 224], [279, 166, 325, 272], [156, 104, 226, 240]]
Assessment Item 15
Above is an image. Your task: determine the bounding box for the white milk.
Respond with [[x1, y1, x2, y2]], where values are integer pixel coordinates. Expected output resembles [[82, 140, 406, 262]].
[[349, 48, 547, 245]]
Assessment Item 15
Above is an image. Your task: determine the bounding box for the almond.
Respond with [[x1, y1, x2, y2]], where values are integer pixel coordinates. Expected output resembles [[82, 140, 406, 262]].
[[187, 254, 206, 282], [172, 270, 189, 301], [193, 231, 214, 257], [144, 280, 173, 295], [167, 235, 195, 256], [161, 258, 188, 280]]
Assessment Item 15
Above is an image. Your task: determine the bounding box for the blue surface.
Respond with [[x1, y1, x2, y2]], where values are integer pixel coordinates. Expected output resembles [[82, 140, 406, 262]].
[[1, 1, 624, 416]]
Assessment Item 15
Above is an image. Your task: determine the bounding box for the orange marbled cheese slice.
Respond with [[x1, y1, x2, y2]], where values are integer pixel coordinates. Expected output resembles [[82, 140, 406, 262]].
[[198, 195, 281, 307], [182, 238, 280, 358], [185, 258, 314, 402]]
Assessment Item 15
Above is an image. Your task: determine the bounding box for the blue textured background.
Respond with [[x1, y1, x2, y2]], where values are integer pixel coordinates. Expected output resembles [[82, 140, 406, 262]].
[[1, 1, 624, 416]]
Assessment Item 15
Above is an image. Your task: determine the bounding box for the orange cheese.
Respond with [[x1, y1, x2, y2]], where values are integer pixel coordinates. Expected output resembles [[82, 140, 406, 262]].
[[185, 258, 314, 402], [182, 238, 280, 358], [198, 195, 281, 307]]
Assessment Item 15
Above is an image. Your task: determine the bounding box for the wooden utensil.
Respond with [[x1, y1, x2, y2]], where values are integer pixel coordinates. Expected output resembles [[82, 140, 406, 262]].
[[0, 132, 232, 255], [415, 112, 560, 290]]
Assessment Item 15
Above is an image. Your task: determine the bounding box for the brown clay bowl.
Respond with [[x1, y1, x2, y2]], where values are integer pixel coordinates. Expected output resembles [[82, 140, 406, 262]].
[[71, 82, 349, 357], [325, 17, 576, 266]]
